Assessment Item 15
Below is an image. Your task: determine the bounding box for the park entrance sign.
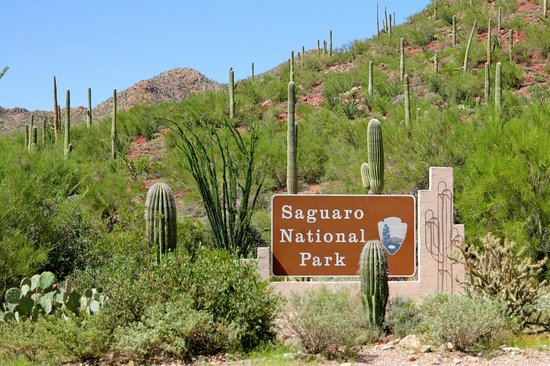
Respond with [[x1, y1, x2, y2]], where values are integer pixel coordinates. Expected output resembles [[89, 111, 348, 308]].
[[271, 195, 416, 277]]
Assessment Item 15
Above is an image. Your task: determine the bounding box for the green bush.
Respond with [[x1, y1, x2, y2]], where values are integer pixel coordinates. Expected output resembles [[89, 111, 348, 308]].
[[114, 297, 237, 361], [288, 288, 380, 359], [385, 297, 422, 337], [419, 293, 515, 351]]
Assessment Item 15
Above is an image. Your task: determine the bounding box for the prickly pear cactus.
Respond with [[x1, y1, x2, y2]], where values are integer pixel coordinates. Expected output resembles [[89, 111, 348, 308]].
[[360, 240, 389, 328]]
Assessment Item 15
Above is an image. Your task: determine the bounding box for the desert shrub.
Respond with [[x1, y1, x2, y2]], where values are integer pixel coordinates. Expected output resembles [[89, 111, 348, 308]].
[[535, 292, 550, 330], [288, 288, 380, 359], [419, 293, 514, 351], [385, 297, 422, 337], [114, 297, 237, 361]]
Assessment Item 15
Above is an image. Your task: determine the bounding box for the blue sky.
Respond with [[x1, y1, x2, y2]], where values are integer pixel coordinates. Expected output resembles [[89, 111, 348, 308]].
[[1, 1, 430, 111]]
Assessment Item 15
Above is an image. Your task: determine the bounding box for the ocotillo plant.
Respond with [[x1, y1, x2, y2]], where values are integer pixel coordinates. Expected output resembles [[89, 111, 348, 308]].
[[64, 90, 71, 159], [251, 62, 254, 81], [87, 87, 92, 128], [484, 62, 491, 102], [229, 67, 235, 119], [367, 119, 384, 194], [53, 76, 58, 143], [28, 114, 34, 153], [360, 240, 389, 328], [287, 81, 297, 194], [508, 29, 513, 62], [145, 182, 177, 262], [495, 62, 502, 112], [404, 74, 411, 127], [452, 15, 456, 48], [400, 38, 405, 81], [487, 18, 492, 65], [329, 30, 333, 57], [463, 20, 477, 71], [368, 61, 374, 97], [434, 53, 439, 75], [111, 89, 117, 159], [361, 162, 370, 190]]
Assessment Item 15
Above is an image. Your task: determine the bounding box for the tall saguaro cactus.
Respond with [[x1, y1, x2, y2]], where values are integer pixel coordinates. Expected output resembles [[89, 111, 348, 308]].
[[111, 89, 117, 159], [463, 20, 477, 71], [53, 76, 59, 143], [452, 15, 456, 48], [495, 62, 502, 112], [251, 62, 255, 81], [497, 7, 501, 34], [145, 182, 177, 262], [545, 0, 548, 18], [399, 38, 405, 81], [368, 61, 374, 97], [434, 53, 439, 75], [287, 81, 297, 194], [229, 67, 235, 119], [64, 90, 71, 159], [404, 74, 411, 127], [367, 119, 384, 194], [42, 118, 46, 146], [28, 114, 34, 153], [87, 87, 92, 128], [329, 30, 333, 57], [360, 240, 389, 328], [484, 62, 491, 102], [487, 18, 492, 66], [508, 29, 513, 62], [290, 50, 295, 81], [376, 3, 380, 37]]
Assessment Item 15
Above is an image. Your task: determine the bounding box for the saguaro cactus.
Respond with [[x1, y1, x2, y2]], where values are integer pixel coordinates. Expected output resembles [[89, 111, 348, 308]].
[[368, 61, 374, 97], [64, 90, 71, 159], [111, 89, 117, 159], [463, 20, 477, 71], [434, 53, 439, 75], [145, 182, 177, 262], [367, 119, 384, 194], [508, 29, 513, 62], [290, 50, 295, 81], [376, 3, 380, 37], [487, 18, 492, 65], [545, 0, 548, 18], [360, 240, 389, 328], [229, 67, 235, 119], [317, 40, 320, 55], [452, 15, 456, 48], [53, 76, 59, 143], [28, 114, 34, 152], [360, 163, 370, 190], [484, 62, 491, 102], [287, 81, 297, 194], [404, 74, 411, 127], [495, 62, 502, 112], [399, 38, 405, 81], [42, 118, 46, 146], [329, 30, 333, 57], [251, 62, 255, 81], [87, 87, 92, 128]]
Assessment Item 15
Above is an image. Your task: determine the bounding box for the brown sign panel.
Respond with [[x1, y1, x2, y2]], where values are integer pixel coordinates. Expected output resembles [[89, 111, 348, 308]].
[[272, 195, 416, 277]]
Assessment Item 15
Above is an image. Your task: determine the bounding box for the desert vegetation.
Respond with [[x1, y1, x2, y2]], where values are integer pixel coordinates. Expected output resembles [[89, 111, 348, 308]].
[[0, 0, 549, 364]]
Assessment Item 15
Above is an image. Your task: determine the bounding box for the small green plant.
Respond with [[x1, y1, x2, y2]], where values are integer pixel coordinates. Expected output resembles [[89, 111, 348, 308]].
[[385, 297, 421, 337], [419, 293, 514, 351]]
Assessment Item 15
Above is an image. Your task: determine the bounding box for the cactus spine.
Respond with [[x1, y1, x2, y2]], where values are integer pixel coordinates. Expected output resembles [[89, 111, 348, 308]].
[[487, 18, 492, 66], [368, 61, 374, 97], [495, 62, 502, 112], [111, 89, 117, 159], [484, 62, 491, 102], [361, 163, 370, 190], [145, 182, 177, 262], [329, 30, 333, 57], [53, 77, 58, 143], [64, 91, 71, 159], [463, 20, 477, 71], [434, 53, 439, 75], [508, 29, 513, 62], [287, 81, 297, 194], [452, 15, 456, 48], [87, 87, 92, 128], [229, 67, 235, 119], [360, 240, 389, 328], [399, 38, 405, 81], [367, 119, 384, 194], [404, 74, 411, 127]]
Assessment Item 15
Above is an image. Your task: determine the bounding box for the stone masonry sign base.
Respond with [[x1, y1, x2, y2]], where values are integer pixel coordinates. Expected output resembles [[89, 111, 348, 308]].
[[253, 167, 465, 301]]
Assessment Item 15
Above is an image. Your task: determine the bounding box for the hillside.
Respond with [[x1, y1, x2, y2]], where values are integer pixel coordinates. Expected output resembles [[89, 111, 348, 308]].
[[0, 67, 220, 134]]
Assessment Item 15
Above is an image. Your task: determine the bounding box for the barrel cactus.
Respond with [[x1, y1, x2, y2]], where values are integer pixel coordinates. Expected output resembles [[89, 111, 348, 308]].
[[145, 182, 177, 261], [360, 240, 389, 328], [367, 119, 384, 194]]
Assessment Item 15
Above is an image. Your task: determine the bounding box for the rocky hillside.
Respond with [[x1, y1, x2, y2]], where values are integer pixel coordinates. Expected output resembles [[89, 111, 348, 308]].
[[0, 68, 220, 135]]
